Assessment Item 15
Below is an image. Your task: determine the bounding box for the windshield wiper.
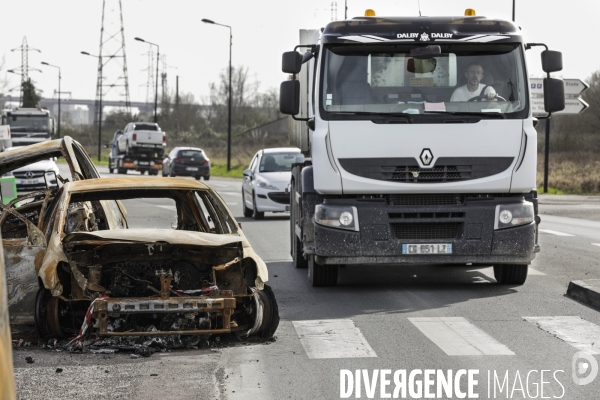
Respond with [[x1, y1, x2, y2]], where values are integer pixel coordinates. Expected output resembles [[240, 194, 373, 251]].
[[332, 111, 413, 122], [423, 111, 506, 119]]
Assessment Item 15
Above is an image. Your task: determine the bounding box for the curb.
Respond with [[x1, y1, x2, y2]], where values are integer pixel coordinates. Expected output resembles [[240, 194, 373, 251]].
[[567, 279, 600, 311]]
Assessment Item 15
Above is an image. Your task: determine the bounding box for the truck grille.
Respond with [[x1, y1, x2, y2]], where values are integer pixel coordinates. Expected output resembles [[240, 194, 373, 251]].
[[385, 194, 465, 206], [383, 165, 471, 182], [391, 223, 460, 240], [389, 212, 464, 219], [338, 157, 513, 183]]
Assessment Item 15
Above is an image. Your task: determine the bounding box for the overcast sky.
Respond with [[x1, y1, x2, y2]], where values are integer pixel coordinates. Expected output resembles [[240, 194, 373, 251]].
[[2, 0, 599, 105]]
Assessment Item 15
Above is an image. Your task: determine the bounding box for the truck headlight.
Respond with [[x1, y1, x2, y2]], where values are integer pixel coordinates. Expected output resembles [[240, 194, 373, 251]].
[[256, 179, 279, 190], [315, 204, 359, 231], [494, 202, 534, 230]]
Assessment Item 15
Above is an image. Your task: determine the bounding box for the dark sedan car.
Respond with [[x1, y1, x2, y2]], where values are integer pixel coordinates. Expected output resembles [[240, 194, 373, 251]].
[[162, 147, 210, 180]]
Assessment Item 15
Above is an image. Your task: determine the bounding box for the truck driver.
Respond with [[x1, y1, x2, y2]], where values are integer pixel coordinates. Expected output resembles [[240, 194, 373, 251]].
[[450, 63, 497, 102]]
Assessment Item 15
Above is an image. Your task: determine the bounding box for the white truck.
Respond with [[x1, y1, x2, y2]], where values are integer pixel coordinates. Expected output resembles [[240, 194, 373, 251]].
[[116, 122, 166, 158], [280, 9, 565, 287], [1, 107, 55, 147]]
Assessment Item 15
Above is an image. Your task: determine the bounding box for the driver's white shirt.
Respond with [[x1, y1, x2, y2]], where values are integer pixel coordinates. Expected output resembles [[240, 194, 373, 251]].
[[450, 84, 496, 102]]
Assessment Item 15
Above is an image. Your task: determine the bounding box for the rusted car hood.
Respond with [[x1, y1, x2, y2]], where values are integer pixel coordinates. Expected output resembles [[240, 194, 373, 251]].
[[0, 139, 65, 175], [63, 228, 246, 247]]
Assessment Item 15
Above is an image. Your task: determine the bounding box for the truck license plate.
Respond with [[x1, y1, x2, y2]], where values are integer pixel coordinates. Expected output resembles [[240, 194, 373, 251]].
[[20, 179, 39, 185], [139, 161, 149, 165], [402, 243, 452, 254], [186, 167, 199, 171]]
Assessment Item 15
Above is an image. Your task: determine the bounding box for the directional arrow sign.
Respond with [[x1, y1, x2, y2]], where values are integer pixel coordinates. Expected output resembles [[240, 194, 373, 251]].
[[530, 78, 589, 115], [531, 97, 589, 115], [563, 79, 589, 96], [530, 78, 589, 96]]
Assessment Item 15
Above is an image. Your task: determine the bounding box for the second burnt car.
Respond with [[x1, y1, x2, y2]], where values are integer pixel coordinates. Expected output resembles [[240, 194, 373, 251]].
[[1, 137, 101, 324], [2, 177, 278, 340]]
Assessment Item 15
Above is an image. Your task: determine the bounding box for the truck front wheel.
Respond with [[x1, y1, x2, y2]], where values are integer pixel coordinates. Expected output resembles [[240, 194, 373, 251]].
[[493, 264, 528, 285], [308, 256, 338, 287]]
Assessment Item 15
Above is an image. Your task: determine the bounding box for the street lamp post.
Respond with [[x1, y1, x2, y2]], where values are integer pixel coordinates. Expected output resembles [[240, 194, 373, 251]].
[[41, 62, 61, 138], [135, 37, 159, 123], [202, 18, 232, 171], [81, 51, 103, 162]]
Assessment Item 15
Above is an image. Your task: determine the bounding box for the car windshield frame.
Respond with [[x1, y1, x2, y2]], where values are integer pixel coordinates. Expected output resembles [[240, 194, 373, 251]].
[[319, 42, 529, 122]]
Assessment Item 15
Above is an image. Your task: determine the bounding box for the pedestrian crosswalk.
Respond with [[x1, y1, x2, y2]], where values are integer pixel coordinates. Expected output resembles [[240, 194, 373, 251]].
[[292, 316, 600, 359]]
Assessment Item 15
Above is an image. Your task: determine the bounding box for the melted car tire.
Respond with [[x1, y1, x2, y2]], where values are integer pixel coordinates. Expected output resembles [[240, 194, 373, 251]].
[[242, 191, 253, 217], [308, 255, 338, 287], [35, 288, 65, 339], [256, 284, 279, 339], [493, 264, 528, 285], [34, 288, 51, 339]]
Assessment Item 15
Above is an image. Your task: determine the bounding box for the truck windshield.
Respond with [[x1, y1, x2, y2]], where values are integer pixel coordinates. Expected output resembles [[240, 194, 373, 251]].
[[7, 116, 50, 132], [320, 43, 527, 120]]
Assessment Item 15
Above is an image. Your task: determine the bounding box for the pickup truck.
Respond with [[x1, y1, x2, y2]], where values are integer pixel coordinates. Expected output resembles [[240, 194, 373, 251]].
[[116, 122, 166, 157]]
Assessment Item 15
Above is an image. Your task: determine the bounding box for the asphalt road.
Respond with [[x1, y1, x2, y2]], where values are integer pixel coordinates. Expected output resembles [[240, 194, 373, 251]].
[[11, 166, 600, 399]]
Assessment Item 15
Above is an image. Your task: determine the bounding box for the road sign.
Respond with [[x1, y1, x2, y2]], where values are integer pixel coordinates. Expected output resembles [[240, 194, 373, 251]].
[[530, 78, 589, 96], [531, 97, 589, 115], [530, 78, 589, 115]]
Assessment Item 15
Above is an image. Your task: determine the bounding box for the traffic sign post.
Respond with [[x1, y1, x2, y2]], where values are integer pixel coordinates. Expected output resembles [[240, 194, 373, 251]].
[[529, 78, 589, 193]]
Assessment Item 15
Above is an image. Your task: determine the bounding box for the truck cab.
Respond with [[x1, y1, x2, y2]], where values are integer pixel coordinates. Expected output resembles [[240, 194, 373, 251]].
[[281, 10, 565, 287], [1, 107, 55, 147]]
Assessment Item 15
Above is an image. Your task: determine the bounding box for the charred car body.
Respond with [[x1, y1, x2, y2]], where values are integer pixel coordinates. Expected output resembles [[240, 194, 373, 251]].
[[2, 176, 278, 340], [1, 137, 101, 324]]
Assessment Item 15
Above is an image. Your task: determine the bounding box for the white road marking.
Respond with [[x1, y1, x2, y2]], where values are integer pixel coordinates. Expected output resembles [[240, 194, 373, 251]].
[[157, 205, 176, 211], [592, 243, 600, 248], [524, 316, 600, 354], [292, 319, 377, 359], [218, 191, 240, 196], [539, 229, 575, 237], [226, 202, 238, 206], [409, 317, 515, 356]]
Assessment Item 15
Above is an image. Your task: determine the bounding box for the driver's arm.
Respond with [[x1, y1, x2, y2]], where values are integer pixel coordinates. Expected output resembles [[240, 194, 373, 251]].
[[485, 86, 497, 100]]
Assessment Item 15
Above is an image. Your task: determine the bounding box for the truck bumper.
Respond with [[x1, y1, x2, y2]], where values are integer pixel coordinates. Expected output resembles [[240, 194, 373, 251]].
[[313, 197, 537, 265]]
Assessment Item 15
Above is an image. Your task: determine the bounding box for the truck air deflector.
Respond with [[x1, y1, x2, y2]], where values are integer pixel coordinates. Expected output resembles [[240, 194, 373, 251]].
[[338, 157, 514, 183]]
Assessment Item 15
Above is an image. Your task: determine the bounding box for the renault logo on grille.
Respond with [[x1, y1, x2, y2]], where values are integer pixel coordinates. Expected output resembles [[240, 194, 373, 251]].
[[25, 171, 34, 179], [420, 148, 433, 166]]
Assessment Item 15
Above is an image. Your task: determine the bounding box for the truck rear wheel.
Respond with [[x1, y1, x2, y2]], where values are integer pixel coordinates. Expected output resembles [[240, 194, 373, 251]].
[[493, 264, 528, 285], [108, 157, 114, 174], [308, 256, 338, 287]]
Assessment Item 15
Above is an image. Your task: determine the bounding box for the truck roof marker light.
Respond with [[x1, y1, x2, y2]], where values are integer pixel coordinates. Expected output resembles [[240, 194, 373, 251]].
[[464, 8, 476, 16], [364, 9, 376, 16]]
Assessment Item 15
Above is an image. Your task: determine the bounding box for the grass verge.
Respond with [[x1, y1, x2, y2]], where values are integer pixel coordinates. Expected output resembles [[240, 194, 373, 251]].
[[536, 187, 565, 195], [210, 164, 245, 178]]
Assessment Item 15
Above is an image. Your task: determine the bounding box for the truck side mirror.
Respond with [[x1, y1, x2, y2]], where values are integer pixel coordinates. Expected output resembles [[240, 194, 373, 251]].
[[282, 51, 302, 74], [280, 80, 300, 115], [541, 50, 563, 73], [543, 78, 565, 113]]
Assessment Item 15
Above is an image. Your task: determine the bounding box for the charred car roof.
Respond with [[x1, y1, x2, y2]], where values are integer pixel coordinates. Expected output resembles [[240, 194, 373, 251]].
[[63, 176, 210, 193]]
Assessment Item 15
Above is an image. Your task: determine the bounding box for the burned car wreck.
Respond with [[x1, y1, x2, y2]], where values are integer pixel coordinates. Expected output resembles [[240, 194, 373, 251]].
[[3, 177, 278, 343], [1, 137, 101, 325]]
